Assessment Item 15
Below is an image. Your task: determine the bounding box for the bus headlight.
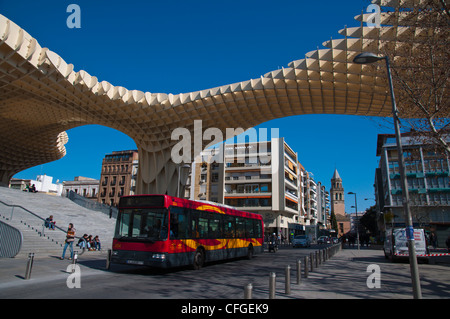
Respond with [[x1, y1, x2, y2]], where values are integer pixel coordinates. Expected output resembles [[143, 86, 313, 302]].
[[152, 253, 166, 261]]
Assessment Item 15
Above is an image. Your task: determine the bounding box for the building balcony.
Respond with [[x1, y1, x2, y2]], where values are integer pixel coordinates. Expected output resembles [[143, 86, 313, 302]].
[[391, 187, 450, 195], [284, 163, 297, 176], [284, 206, 299, 217], [232, 206, 273, 211], [428, 187, 450, 193], [425, 171, 449, 177], [225, 176, 271, 183], [224, 191, 272, 197], [224, 197, 272, 209], [285, 190, 298, 201], [284, 152, 297, 165], [285, 178, 298, 190]]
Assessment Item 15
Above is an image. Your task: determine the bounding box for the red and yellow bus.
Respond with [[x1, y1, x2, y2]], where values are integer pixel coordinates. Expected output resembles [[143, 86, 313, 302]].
[[111, 194, 263, 269]]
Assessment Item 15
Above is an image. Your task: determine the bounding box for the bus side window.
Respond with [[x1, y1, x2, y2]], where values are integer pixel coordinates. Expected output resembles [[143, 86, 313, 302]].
[[236, 217, 245, 238], [191, 210, 200, 238], [209, 213, 223, 238], [170, 206, 190, 239], [245, 218, 254, 238], [224, 215, 235, 238], [198, 212, 209, 239]]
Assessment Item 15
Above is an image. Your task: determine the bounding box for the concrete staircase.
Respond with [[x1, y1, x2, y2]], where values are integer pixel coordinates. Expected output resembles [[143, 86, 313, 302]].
[[0, 187, 116, 258], [0, 213, 64, 257]]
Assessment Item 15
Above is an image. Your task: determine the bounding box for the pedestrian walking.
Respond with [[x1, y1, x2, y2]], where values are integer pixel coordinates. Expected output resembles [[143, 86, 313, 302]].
[[61, 223, 76, 260]]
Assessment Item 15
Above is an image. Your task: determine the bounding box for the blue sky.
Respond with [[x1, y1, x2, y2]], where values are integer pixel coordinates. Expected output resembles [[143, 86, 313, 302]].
[[2, 0, 392, 212]]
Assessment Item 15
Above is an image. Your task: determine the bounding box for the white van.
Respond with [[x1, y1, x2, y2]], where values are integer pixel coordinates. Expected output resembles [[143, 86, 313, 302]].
[[384, 228, 428, 261]]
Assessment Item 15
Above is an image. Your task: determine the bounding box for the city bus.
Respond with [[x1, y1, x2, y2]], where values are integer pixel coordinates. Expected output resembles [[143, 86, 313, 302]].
[[110, 194, 264, 269]]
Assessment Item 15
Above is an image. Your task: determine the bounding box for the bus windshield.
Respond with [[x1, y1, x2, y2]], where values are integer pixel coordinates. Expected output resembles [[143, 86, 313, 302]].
[[115, 208, 168, 241]]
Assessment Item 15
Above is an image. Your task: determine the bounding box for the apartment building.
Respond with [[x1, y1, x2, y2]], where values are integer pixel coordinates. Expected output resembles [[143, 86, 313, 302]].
[[298, 163, 309, 224], [317, 181, 330, 228], [63, 176, 99, 200], [189, 138, 329, 238], [189, 148, 223, 203], [225, 138, 302, 238], [302, 174, 331, 241], [375, 133, 450, 247], [98, 150, 139, 206]]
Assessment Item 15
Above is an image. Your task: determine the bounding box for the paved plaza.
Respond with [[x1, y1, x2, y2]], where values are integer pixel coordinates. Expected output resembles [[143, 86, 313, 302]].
[[1, 246, 449, 300]]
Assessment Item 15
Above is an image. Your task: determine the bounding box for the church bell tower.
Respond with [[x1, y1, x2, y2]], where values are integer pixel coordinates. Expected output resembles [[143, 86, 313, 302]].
[[330, 169, 345, 216]]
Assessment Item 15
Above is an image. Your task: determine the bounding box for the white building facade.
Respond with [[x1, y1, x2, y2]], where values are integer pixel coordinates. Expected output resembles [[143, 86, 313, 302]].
[[188, 138, 329, 239]]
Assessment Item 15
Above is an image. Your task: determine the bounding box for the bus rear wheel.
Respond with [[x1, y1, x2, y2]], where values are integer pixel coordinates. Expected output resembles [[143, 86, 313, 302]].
[[192, 248, 205, 270]]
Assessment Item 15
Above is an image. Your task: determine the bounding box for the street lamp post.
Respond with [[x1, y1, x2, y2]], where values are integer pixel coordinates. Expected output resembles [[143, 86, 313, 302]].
[[348, 192, 360, 250], [177, 164, 190, 198], [353, 52, 422, 299]]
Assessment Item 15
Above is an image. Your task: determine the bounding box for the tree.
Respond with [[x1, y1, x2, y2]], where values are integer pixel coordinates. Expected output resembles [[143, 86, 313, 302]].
[[330, 211, 338, 233], [376, 0, 450, 154], [360, 206, 379, 236]]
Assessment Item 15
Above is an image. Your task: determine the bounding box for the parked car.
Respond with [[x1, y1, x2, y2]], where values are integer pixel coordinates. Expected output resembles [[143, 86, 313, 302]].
[[318, 236, 331, 244], [292, 235, 311, 248], [332, 237, 339, 244]]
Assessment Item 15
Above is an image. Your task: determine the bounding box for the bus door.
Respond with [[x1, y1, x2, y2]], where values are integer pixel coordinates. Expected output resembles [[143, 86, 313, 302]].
[[223, 215, 236, 259], [169, 206, 192, 265]]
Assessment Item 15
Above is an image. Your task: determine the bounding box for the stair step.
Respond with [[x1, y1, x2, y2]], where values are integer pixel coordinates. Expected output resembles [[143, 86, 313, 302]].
[[0, 187, 115, 258]]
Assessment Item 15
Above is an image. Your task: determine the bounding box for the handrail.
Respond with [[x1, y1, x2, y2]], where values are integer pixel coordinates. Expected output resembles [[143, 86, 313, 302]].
[[65, 190, 118, 219], [0, 199, 83, 240]]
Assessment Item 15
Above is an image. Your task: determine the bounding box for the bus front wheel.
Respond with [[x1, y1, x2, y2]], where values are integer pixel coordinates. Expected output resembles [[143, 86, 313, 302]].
[[193, 248, 205, 270]]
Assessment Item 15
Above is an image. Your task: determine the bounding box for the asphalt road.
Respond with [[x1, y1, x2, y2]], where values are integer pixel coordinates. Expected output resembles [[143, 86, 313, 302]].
[[1, 244, 449, 300], [0, 244, 323, 299]]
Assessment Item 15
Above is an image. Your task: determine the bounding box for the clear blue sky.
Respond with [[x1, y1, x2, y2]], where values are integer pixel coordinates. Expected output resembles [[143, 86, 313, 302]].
[[2, 0, 392, 212]]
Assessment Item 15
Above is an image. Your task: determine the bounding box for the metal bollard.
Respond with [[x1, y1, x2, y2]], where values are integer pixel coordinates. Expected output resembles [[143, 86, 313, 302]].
[[244, 283, 253, 299], [310, 253, 314, 272], [304, 256, 309, 278], [106, 249, 112, 270], [24, 252, 35, 280], [285, 265, 291, 295], [315, 251, 319, 268], [296, 259, 302, 285], [269, 272, 276, 299]]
